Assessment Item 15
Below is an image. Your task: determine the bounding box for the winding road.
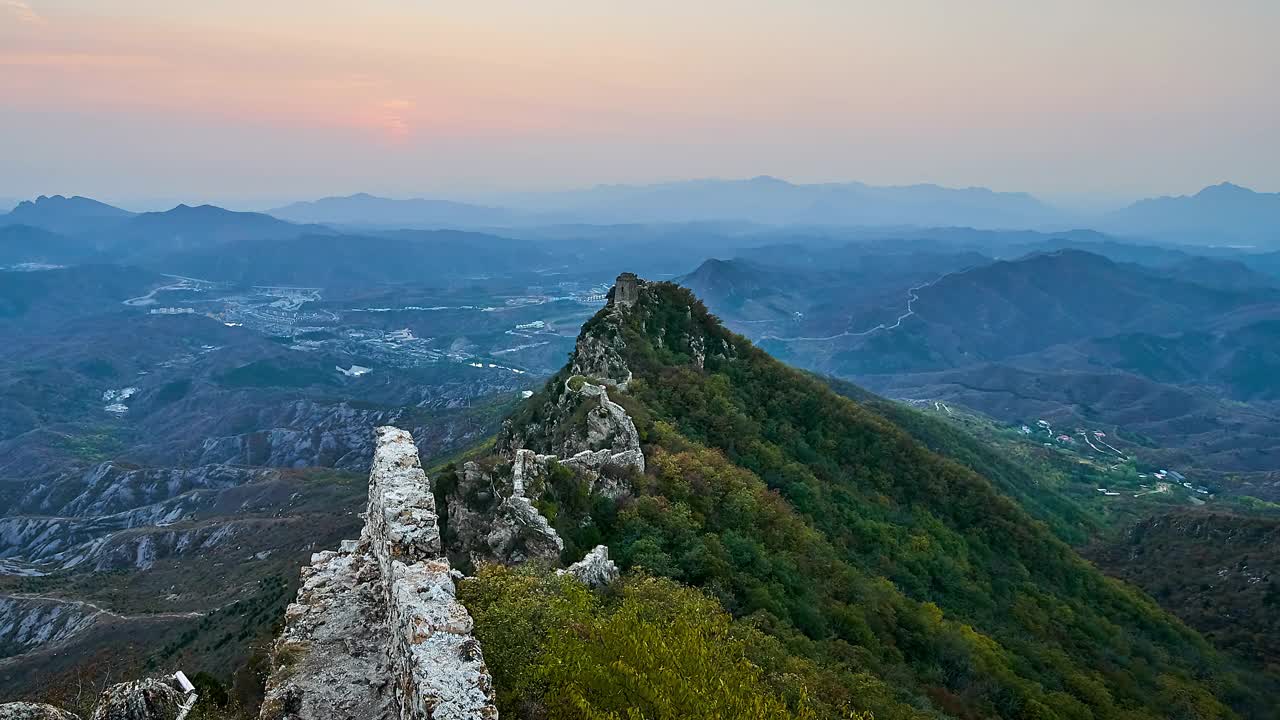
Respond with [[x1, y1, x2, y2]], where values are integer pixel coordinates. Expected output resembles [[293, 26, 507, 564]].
[[760, 266, 974, 343]]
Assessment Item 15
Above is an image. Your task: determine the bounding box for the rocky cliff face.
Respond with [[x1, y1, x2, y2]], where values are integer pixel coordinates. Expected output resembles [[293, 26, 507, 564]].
[[439, 276, 652, 571], [0, 597, 98, 660]]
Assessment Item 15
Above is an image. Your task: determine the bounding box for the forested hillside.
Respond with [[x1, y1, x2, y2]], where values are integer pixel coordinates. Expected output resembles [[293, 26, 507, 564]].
[[449, 277, 1274, 720]]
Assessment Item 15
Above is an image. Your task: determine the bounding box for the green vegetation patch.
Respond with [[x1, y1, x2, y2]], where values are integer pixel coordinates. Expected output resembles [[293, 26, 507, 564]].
[[61, 428, 125, 462], [217, 360, 337, 389], [459, 565, 848, 720]]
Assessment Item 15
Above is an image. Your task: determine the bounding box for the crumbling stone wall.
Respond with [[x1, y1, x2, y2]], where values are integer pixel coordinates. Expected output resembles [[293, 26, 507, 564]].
[[260, 427, 497, 720], [366, 428, 496, 720]]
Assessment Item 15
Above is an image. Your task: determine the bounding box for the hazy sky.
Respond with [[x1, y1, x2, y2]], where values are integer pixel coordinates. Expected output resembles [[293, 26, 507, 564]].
[[2, 0, 1277, 208]]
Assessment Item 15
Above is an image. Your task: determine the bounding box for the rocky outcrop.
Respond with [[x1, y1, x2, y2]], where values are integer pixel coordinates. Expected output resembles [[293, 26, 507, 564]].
[[444, 456, 564, 569], [560, 381, 644, 478], [495, 494, 563, 562], [0, 703, 80, 720], [0, 676, 193, 720], [444, 375, 645, 568], [89, 679, 185, 720], [260, 427, 497, 720], [568, 273, 643, 388], [0, 597, 99, 659], [560, 545, 619, 588]]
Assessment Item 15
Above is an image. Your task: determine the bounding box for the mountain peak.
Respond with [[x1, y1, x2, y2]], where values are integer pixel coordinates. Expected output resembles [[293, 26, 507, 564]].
[[569, 272, 740, 391], [13, 194, 128, 214], [744, 174, 792, 187], [3, 194, 135, 235], [1195, 181, 1251, 196]]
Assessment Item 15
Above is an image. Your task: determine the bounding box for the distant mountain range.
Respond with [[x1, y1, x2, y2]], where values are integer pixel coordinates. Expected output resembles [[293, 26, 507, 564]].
[[690, 247, 1280, 391], [264, 177, 1065, 230], [267, 192, 532, 229], [156, 229, 556, 288], [7, 179, 1279, 245], [0, 198, 307, 252], [5, 195, 135, 235], [0, 199, 568, 288], [482, 175, 1064, 227], [1102, 182, 1280, 246], [684, 246, 1280, 483], [257, 178, 1280, 246]]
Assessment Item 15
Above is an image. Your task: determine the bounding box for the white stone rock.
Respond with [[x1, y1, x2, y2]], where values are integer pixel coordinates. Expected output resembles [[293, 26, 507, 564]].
[[561, 545, 620, 588], [260, 427, 497, 720]]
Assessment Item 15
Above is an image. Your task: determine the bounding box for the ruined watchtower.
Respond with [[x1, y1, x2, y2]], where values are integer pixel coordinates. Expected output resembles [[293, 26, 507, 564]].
[[612, 272, 640, 309]]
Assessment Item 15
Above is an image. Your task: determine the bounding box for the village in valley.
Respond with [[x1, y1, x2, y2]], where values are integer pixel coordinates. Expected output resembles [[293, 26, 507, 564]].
[[904, 398, 1225, 520], [117, 272, 615, 380]]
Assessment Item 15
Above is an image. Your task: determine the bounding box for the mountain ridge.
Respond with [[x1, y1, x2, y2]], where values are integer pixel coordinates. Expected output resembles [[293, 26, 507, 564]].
[[2, 195, 135, 236], [375, 272, 1273, 719], [1105, 182, 1280, 246]]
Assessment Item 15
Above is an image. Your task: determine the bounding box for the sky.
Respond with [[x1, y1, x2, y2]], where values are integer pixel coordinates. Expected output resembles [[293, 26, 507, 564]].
[[1, 0, 1278, 209]]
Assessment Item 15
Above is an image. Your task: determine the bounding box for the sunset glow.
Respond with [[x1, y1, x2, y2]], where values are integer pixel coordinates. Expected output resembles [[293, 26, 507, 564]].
[[2, 1, 1277, 204]]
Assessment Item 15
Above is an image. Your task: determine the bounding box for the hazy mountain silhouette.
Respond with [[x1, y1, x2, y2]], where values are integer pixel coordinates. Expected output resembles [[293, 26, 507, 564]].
[[1105, 182, 1280, 246], [482, 175, 1066, 227], [267, 192, 532, 229], [0, 224, 94, 265], [88, 204, 335, 262], [264, 178, 1068, 229], [2, 195, 135, 235]]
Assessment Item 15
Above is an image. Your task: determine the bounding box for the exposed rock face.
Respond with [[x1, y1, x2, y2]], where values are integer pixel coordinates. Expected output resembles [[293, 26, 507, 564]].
[[495, 493, 563, 562], [0, 703, 81, 720], [561, 545, 619, 588], [0, 464, 273, 570], [89, 679, 184, 720], [260, 427, 497, 720], [561, 381, 645, 478], [444, 456, 564, 569], [446, 368, 649, 569], [452, 273, 652, 567], [570, 330, 632, 390], [567, 273, 643, 389], [184, 399, 500, 471], [0, 596, 99, 660]]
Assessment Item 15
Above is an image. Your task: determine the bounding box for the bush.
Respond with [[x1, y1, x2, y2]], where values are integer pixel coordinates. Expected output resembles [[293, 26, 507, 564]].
[[459, 565, 816, 720]]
